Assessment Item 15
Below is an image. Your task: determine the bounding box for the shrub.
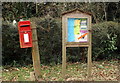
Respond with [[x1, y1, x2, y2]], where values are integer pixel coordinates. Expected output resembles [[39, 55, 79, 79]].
[[92, 21, 120, 60], [33, 17, 62, 65], [2, 21, 32, 66]]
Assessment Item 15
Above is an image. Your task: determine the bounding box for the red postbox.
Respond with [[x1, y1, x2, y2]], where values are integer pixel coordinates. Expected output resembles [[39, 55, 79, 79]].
[[18, 21, 32, 48]]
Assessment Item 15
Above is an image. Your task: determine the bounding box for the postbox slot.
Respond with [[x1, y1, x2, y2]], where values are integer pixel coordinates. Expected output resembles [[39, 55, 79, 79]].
[[20, 30, 31, 33], [20, 25, 30, 27]]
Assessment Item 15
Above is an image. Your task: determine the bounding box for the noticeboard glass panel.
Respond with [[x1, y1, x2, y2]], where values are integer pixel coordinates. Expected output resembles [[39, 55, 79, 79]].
[[67, 18, 88, 42]]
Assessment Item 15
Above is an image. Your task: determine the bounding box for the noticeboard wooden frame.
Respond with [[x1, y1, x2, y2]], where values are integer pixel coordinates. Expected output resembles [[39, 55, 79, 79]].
[[62, 9, 92, 78]]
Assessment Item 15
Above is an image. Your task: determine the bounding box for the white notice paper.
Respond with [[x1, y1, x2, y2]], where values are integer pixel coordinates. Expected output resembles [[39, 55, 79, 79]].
[[24, 33, 29, 43]]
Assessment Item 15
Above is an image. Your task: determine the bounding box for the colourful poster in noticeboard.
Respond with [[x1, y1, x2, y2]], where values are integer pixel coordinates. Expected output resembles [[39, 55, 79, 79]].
[[67, 18, 88, 42]]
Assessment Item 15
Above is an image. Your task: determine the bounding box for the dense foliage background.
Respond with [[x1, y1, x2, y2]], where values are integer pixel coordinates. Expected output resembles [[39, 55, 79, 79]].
[[2, 2, 120, 66]]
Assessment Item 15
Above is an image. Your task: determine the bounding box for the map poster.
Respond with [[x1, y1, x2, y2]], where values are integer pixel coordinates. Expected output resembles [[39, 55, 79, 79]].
[[67, 18, 88, 42]]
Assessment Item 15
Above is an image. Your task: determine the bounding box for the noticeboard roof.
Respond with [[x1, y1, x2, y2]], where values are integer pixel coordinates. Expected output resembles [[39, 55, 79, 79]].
[[62, 8, 92, 16]]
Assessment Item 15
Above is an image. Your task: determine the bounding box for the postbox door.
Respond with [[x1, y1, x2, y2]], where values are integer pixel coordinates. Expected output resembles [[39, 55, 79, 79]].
[[20, 31, 32, 48]]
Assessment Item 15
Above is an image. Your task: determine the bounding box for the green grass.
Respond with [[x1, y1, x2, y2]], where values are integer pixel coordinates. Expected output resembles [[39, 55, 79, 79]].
[[2, 60, 120, 81]]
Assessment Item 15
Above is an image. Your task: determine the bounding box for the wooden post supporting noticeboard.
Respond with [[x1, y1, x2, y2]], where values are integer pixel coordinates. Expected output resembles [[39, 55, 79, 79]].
[[87, 16, 92, 78], [31, 20, 41, 80], [62, 16, 66, 78]]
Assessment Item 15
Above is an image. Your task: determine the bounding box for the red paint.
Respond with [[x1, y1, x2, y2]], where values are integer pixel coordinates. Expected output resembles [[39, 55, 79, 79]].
[[18, 21, 32, 48]]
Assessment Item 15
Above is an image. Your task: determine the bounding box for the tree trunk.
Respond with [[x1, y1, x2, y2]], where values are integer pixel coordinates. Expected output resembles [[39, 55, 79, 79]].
[[103, 3, 107, 21], [36, 0, 38, 14]]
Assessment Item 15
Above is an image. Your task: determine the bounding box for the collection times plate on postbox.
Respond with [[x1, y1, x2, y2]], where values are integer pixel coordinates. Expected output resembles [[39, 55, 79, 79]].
[[67, 18, 88, 42], [18, 21, 32, 48]]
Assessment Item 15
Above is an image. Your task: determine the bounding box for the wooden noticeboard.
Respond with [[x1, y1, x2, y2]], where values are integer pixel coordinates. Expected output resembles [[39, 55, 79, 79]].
[[62, 9, 92, 78]]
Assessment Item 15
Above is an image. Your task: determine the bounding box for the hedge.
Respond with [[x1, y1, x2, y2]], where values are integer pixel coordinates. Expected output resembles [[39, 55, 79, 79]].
[[2, 20, 120, 66]]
